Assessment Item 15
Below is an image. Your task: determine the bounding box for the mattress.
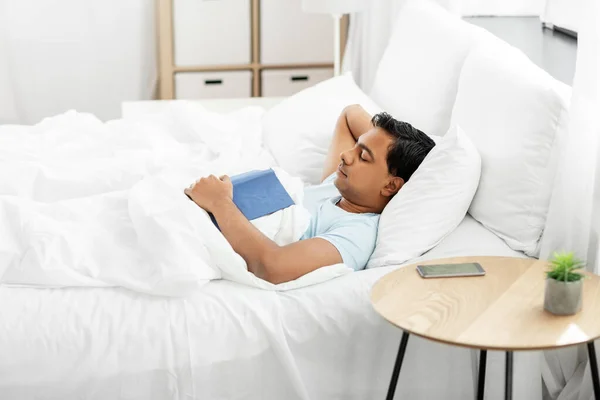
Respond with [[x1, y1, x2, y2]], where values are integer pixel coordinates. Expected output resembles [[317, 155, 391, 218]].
[[0, 215, 541, 400]]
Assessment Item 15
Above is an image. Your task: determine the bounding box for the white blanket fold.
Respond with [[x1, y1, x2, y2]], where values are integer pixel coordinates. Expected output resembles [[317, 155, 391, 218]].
[[0, 104, 349, 296]]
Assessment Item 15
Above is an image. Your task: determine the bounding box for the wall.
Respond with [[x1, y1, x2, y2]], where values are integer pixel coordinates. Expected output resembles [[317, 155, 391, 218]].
[[0, 0, 156, 125], [541, 0, 582, 32], [460, 0, 544, 16]]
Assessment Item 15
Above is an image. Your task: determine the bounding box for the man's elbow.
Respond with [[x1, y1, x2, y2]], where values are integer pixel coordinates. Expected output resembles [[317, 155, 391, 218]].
[[252, 247, 289, 285], [260, 269, 288, 285], [258, 256, 289, 285], [259, 253, 320, 285], [253, 265, 287, 285]]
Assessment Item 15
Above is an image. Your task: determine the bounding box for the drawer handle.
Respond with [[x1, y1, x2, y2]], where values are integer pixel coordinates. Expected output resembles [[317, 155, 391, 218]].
[[291, 75, 309, 82], [204, 79, 223, 85]]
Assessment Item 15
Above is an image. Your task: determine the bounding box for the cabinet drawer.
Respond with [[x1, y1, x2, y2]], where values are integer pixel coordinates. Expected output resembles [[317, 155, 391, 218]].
[[175, 71, 252, 99], [262, 68, 333, 97], [260, 0, 333, 64], [173, 0, 251, 66]]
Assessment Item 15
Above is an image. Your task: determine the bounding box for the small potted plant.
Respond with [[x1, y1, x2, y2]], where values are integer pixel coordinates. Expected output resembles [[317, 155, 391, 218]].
[[544, 251, 585, 315]]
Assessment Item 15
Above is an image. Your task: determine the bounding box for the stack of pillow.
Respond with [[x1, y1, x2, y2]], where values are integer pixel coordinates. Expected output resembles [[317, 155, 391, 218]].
[[367, 0, 569, 258]]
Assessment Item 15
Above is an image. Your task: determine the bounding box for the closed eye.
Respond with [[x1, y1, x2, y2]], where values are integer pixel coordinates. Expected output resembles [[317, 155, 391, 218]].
[[357, 142, 375, 162]]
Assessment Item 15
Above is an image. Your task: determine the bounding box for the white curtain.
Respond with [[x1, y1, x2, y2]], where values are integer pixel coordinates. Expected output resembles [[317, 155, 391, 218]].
[[341, 0, 548, 91], [0, 0, 156, 125], [540, 0, 600, 397], [343, 0, 458, 91], [342, 0, 462, 92], [341, 0, 408, 92], [541, 0, 600, 274]]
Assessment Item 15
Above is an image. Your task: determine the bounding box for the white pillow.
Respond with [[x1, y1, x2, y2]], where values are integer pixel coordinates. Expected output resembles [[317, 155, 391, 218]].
[[369, 0, 483, 137], [262, 73, 382, 185], [367, 125, 481, 268], [450, 35, 570, 255]]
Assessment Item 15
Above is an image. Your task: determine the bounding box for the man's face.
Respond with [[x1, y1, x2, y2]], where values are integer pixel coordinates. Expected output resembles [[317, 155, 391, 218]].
[[334, 127, 401, 207]]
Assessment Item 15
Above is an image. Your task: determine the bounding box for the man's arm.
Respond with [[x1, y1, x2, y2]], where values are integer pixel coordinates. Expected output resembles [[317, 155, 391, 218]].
[[184, 175, 342, 284], [211, 199, 342, 284], [321, 104, 374, 182]]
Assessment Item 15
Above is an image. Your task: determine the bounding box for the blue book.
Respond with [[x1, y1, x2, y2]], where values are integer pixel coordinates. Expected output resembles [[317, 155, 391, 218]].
[[209, 169, 295, 228]]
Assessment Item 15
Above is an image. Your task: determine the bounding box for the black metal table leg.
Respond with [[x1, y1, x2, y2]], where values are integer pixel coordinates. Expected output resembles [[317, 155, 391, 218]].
[[477, 350, 487, 400], [505, 351, 513, 400], [386, 331, 410, 400], [588, 341, 600, 400]]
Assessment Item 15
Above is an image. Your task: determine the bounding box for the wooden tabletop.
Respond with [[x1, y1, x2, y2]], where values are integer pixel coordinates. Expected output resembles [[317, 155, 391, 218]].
[[371, 256, 600, 351]]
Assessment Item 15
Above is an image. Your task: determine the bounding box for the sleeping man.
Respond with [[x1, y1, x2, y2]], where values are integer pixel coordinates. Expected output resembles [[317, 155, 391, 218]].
[[184, 105, 436, 284]]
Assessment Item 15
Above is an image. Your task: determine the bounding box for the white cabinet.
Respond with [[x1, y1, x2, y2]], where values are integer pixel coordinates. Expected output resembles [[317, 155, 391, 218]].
[[261, 68, 333, 97], [160, 0, 341, 99], [260, 0, 334, 64], [173, 0, 251, 66], [175, 71, 252, 99]]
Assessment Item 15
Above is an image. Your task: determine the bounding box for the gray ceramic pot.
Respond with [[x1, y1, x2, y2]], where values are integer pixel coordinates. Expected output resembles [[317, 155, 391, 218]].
[[544, 278, 583, 316]]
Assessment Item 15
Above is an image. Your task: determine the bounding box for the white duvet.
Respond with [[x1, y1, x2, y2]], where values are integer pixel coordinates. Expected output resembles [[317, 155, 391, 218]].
[[0, 104, 350, 296]]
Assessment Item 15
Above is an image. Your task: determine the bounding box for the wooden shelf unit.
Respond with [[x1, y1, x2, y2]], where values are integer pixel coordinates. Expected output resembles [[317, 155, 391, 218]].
[[157, 0, 348, 99]]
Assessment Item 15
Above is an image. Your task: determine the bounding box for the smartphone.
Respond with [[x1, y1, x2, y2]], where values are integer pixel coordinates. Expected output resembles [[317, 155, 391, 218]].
[[416, 262, 486, 278]]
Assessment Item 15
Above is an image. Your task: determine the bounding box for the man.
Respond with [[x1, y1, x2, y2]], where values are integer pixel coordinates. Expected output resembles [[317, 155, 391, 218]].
[[184, 104, 435, 284]]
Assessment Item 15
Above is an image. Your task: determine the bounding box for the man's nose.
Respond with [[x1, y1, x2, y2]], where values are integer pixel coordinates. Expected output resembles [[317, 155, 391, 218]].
[[340, 150, 353, 165]]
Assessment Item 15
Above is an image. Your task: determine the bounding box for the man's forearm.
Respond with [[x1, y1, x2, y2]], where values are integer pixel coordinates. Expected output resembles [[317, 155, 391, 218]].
[[320, 104, 373, 182], [344, 104, 374, 141], [210, 199, 277, 278], [209, 199, 343, 284]]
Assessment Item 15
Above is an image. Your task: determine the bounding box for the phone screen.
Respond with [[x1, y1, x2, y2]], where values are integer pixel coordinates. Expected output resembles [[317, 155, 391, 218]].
[[418, 263, 484, 277]]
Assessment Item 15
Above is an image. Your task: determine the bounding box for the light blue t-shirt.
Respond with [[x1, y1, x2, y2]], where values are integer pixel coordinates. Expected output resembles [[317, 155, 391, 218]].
[[300, 173, 379, 271]]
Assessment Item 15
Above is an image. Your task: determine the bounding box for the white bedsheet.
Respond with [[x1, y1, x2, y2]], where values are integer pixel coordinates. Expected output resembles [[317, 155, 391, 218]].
[[0, 215, 541, 400]]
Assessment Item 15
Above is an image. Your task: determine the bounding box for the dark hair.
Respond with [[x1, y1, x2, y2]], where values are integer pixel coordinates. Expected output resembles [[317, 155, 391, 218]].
[[371, 112, 436, 182]]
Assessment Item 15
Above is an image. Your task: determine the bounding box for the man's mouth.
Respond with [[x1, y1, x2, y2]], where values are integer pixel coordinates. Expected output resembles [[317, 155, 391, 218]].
[[337, 165, 347, 177]]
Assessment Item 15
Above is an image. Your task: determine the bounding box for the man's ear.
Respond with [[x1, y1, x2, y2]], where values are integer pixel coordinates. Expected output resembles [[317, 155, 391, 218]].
[[381, 176, 404, 198]]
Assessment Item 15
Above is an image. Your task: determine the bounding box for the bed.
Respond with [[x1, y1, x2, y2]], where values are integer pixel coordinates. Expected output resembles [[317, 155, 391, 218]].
[[2, 92, 540, 400], [0, 212, 539, 400]]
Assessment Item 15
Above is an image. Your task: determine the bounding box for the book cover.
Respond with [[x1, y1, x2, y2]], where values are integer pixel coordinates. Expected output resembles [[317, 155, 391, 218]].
[[209, 169, 295, 228]]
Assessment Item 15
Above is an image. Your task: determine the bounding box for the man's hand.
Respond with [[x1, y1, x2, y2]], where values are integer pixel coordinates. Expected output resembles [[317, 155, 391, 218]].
[[185, 174, 343, 284], [184, 175, 233, 213]]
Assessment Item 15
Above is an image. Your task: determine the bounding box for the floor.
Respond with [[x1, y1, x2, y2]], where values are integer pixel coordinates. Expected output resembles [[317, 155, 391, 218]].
[[465, 17, 578, 85]]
